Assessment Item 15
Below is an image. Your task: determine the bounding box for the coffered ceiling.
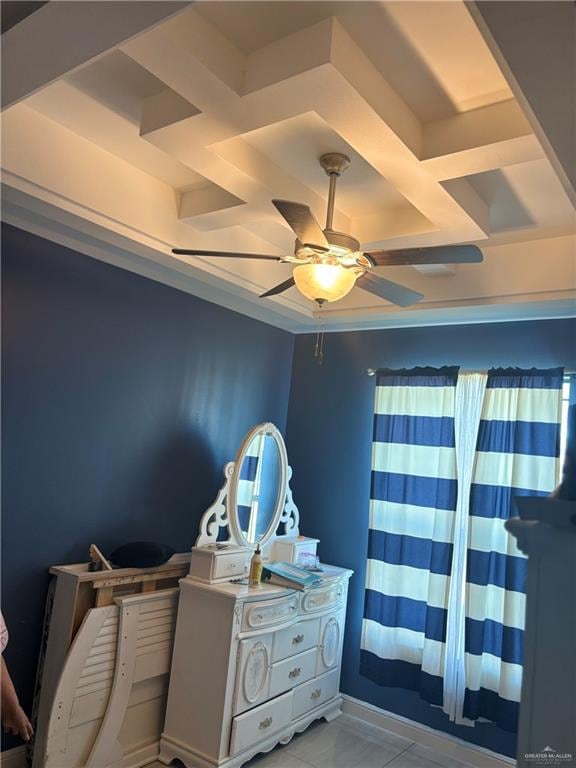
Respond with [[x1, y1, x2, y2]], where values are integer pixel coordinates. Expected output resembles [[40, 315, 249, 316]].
[[2, 1, 574, 332]]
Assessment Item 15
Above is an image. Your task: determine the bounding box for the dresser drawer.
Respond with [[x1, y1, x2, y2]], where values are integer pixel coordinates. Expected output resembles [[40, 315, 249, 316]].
[[301, 580, 345, 613], [189, 545, 250, 582], [273, 618, 320, 663], [292, 668, 340, 720], [269, 647, 317, 699], [242, 595, 299, 631], [212, 551, 248, 580], [230, 691, 293, 756]]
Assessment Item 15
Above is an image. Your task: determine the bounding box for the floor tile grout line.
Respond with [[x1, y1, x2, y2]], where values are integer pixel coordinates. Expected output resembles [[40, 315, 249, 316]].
[[281, 742, 329, 768], [283, 738, 329, 768], [380, 739, 418, 768], [291, 755, 325, 768]]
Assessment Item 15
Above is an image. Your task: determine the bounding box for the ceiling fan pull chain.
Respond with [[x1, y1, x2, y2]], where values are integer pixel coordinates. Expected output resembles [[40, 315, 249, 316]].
[[314, 330, 325, 365], [314, 300, 326, 365]]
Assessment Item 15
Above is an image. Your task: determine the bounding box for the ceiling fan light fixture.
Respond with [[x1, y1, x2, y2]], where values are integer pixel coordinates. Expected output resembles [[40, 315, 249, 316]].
[[293, 263, 357, 303]]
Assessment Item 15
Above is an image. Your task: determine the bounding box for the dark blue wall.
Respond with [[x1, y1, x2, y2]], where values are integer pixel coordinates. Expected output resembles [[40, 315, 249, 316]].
[[1, 224, 294, 748], [286, 319, 576, 758]]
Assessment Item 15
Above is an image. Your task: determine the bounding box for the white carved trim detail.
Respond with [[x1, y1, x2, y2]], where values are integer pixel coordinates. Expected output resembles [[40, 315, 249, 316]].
[[302, 585, 344, 613], [245, 597, 299, 629], [196, 462, 235, 547], [279, 465, 300, 537], [320, 618, 340, 670], [242, 642, 269, 704]]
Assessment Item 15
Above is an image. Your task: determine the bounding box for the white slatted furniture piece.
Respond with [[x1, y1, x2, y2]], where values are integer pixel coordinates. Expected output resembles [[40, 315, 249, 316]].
[[42, 589, 179, 768], [160, 423, 353, 768], [32, 555, 190, 768]]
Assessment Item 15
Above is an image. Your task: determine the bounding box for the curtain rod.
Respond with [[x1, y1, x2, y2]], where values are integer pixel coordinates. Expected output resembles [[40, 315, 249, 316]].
[[366, 368, 576, 376]]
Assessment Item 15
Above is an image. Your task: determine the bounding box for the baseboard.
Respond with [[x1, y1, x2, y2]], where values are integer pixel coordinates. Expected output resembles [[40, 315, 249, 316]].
[[0, 746, 26, 768], [120, 741, 160, 768], [0, 741, 159, 768], [341, 695, 516, 768]]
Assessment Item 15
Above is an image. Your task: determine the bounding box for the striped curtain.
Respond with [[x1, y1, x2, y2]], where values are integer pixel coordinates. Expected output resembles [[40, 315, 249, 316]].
[[361, 366, 563, 732], [360, 367, 459, 707], [463, 368, 564, 730]]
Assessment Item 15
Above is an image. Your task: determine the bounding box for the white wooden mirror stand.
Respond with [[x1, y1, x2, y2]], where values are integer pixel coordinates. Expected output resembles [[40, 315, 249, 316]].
[[160, 422, 353, 768], [189, 422, 313, 580]]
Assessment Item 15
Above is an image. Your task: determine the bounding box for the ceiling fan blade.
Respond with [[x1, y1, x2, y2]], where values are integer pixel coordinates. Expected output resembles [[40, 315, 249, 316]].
[[356, 272, 423, 307], [259, 277, 296, 298], [172, 249, 281, 260], [271, 200, 329, 250], [365, 244, 483, 267]]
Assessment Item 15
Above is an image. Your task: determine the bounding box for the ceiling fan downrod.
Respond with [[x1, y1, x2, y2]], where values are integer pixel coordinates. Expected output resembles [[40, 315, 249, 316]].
[[319, 152, 350, 231]]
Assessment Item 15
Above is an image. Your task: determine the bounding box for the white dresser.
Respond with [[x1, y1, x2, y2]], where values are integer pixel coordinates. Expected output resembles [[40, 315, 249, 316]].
[[160, 566, 352, 768], [158, 422, 353, 768]]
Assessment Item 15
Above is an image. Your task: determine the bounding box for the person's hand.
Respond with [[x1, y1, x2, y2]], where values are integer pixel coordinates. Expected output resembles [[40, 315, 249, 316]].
[[2, 702, 33, 741]]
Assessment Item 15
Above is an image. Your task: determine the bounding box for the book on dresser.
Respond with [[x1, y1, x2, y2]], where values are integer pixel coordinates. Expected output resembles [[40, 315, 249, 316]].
[[262, 561, 323, 590]]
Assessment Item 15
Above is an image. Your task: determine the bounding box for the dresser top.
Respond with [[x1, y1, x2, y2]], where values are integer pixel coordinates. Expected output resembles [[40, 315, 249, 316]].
[[182, 563, 352, 602]]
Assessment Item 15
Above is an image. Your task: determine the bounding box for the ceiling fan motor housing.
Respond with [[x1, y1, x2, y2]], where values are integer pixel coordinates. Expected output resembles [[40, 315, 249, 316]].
[[323, 229, 360, 254], [295, 228, 361, 262], [319, 152, 351, 176]]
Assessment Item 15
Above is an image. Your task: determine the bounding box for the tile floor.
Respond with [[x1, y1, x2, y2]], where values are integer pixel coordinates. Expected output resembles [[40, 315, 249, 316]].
[[151, 714, 475, 768], [243, 715, 475, 768]]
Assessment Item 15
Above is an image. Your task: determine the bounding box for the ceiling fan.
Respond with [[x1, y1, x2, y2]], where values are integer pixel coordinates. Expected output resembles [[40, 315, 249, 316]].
[[173, 152, 483, 306]]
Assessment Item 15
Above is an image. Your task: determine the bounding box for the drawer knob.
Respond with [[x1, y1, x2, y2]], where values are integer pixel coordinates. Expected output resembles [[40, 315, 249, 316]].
[[292, 634, 304, 645], [311, 688, 322, 700], [259, 717, 273, 730], [288, 667, 301, 679]]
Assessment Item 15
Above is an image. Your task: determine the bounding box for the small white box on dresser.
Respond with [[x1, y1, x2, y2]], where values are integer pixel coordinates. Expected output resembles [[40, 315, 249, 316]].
[[189, 545, 251, 582], [271, 536, 319, 564]]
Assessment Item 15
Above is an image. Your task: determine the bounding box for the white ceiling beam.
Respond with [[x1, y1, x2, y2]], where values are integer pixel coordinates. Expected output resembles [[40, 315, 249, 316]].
[[1, 1, 192, 110], [421, 99, 544, 180], [467, 1, 576, 206], [28, 80, 200, 189]]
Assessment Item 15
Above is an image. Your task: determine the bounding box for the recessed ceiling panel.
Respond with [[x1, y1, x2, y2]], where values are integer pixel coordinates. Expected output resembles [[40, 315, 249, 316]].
[[238, 113, 410, 217]]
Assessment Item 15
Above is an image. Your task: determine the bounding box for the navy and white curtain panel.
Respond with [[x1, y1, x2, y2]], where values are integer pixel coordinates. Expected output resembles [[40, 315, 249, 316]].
[[361, 368, 459, 709], [360, 367, 564, 732]]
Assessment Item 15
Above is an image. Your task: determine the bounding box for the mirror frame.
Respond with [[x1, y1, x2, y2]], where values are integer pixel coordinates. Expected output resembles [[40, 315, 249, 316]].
[[228, 422, 288, 549]]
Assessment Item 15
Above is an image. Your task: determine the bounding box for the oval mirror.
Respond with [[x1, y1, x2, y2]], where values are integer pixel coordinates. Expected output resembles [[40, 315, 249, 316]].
[[229, 423, 288, 548]]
